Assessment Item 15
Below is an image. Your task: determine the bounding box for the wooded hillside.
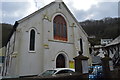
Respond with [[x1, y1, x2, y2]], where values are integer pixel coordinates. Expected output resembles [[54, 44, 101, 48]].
[[80, 17, 120, 45], [0, 23, 13, 48]]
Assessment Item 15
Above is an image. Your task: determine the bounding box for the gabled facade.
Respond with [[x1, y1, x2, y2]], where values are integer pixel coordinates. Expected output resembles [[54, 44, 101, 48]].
[[3, 0, 91, 77]]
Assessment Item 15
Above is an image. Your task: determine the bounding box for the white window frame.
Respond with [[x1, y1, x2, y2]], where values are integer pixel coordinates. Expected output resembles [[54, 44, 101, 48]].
[[28, 28, 36, 53]]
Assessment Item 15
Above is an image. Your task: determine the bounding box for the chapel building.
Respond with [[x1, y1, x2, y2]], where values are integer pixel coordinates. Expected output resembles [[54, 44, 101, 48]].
[[2, 0, 91, 77]]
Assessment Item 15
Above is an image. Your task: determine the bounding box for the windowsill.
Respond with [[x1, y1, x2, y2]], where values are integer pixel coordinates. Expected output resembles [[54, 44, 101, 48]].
[[29, 51, 36, 53], [48, 39, 73, 44], [49, 39, 67, 42]]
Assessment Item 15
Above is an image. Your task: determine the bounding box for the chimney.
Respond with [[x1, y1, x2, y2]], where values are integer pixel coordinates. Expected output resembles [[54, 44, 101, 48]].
[[55, 0, 63, 2]]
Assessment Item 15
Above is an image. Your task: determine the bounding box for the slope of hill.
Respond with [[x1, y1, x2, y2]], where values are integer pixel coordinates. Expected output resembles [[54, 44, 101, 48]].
[[80, 17, 120, 45]]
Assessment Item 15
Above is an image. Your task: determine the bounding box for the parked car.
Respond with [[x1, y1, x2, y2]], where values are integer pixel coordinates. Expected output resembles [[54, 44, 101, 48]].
[[89, 66, 103, 80], [38, 68, 75, 77]]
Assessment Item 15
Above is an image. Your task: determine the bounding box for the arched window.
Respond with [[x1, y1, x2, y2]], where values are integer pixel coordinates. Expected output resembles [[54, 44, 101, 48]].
[[80, 38, 83, 52], [53, 15, 67, 41], [29, 29, 35, 51]]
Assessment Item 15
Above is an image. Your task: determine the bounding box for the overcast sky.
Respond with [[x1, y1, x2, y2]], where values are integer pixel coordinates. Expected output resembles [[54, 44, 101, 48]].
[[0, 0, 119, 25]]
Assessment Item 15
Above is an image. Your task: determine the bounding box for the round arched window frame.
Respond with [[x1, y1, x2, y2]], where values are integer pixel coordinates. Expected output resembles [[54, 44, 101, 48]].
[[53, 15, 67, 41], [29, 29, 36, 51]]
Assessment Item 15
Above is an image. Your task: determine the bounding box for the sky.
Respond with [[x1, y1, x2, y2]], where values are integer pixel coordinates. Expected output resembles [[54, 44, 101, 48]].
[[0, 0, 119, 25]]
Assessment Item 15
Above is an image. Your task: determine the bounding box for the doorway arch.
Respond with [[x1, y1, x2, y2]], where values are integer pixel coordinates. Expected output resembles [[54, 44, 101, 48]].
[[56, 54, 66, 68]]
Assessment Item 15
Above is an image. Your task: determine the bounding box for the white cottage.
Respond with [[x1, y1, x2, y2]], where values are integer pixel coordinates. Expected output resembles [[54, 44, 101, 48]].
[[3, 0, 91, 77]]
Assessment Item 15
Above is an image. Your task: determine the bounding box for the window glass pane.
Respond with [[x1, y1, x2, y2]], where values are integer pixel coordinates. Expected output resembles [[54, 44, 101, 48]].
[[56, 70, 65, 74], [56, 70, 74, 74], [41, 70, 56, 76], [59, 23, 62, 38], [80, 39, 83, 52], [53, 22, 56, 36], [53, 15, 67, 41], [58, 23, 60, 38], [64, 24, 67, 38], [61, 24, 63, 38], [29, 29, 35, 51]]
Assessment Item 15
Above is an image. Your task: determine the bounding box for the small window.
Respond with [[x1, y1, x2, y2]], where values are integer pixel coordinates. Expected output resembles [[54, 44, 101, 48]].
[[80, 38, 83, 52], [29, 29, 35, 51]]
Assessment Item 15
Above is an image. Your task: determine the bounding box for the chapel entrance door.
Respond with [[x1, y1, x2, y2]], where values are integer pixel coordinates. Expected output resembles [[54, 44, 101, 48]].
[[56, 54, 65, 68]]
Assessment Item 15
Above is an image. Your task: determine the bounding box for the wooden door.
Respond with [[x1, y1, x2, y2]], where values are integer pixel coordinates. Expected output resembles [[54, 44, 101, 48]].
[[56, 54, 65, 68]]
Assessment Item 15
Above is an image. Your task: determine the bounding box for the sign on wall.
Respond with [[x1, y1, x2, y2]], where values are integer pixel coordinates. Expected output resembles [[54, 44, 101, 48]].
[[69, 61, 74, 68]]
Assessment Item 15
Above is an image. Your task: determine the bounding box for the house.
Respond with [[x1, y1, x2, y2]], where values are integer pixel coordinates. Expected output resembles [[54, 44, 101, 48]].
[[90, 36, 120, 67], [104, 35, 120, 67], [2, 0, 91, 77], [101, 39, 113, 45]]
